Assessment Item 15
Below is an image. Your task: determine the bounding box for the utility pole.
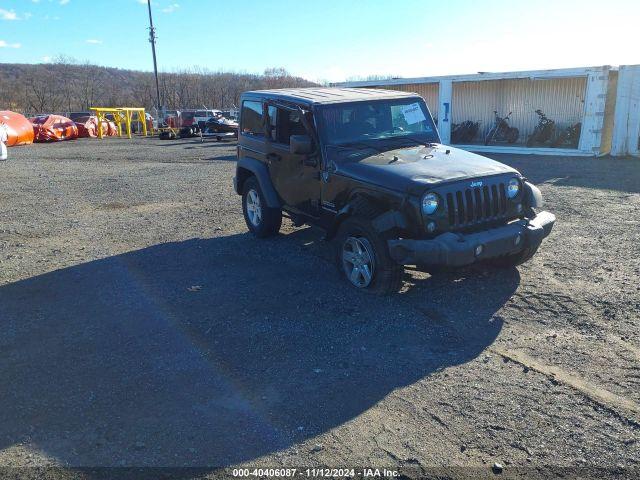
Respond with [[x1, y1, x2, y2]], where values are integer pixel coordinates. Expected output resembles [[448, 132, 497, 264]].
[[146, 0, 162, 115]]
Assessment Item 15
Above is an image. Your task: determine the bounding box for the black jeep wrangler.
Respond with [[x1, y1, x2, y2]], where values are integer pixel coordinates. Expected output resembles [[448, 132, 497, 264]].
[[234, 88, 555, 294]]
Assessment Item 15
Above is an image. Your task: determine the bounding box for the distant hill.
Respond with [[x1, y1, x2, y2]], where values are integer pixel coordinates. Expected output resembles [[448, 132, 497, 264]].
[[0, 62, 317, 116]]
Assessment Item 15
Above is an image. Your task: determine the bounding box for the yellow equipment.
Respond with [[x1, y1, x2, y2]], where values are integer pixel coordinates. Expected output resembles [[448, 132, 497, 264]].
[[89, 107, 149, 139]]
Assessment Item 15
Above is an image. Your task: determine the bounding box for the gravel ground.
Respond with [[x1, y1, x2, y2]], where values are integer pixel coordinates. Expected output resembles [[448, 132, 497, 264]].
[[0, 137, 639, 479]]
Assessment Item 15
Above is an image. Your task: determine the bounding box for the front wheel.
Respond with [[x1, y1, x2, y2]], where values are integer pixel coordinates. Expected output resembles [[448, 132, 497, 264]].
[[484, 128, 497, 146], [242, 177, 282, 238], [335, 217, 403, 294]]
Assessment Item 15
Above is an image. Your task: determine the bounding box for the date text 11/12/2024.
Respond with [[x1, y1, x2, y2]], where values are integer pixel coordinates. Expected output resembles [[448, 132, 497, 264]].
[[232, 468, 400, 477]]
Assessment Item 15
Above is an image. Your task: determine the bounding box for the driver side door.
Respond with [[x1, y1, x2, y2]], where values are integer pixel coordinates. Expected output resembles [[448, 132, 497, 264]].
[[266, 104, 321, 217]]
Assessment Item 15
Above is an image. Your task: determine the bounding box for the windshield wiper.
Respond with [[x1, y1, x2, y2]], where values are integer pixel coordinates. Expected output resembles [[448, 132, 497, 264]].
[[328, 142, 383, 154], [381, 136, 436, 148]]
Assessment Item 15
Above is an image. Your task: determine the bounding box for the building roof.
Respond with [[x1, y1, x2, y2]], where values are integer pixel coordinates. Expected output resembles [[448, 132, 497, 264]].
[[333, 66, 614, 88], [242, 87, 419, 105]]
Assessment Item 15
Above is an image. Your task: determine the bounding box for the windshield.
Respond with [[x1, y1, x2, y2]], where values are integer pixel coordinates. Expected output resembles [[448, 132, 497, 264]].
[[318, 98, 439, 154]]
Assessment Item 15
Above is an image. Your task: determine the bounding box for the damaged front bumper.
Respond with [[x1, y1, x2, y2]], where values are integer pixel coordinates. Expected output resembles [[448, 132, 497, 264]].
[[388, 211, 556, 267]]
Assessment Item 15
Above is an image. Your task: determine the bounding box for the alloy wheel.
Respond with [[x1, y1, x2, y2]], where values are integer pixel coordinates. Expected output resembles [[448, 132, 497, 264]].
[[246, 189, 262, 227], [342, 236, 376, 288]]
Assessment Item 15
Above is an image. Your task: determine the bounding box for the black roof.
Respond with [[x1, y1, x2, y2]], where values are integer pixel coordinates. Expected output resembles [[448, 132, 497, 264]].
[[241, 87, 420, 106]]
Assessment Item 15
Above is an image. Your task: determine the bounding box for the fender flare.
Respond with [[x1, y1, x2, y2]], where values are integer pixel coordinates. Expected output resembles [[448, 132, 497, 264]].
[[524, 181, 544, 209], [325, 195, 407, 240], [235, 157, 281, 208], [371, 210, 408, 234]]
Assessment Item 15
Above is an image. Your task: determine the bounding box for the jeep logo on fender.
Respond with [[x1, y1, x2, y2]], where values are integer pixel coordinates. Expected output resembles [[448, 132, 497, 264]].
[[470, 181, 483, 188]]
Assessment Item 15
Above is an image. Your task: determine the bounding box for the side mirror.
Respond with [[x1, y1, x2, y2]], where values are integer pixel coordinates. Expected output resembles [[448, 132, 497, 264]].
[[290, 135, 313, 155]]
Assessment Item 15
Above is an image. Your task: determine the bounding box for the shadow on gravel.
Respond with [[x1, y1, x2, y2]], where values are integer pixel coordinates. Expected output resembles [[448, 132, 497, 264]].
[[153, 141, 237, 148], [204, 155, 236, 162], [150, 155, 237, 165], [0, 232, 518, 471]]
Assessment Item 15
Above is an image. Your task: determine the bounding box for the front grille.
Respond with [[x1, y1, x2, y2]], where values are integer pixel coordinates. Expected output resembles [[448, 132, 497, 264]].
[[445, 182, 507, 228]]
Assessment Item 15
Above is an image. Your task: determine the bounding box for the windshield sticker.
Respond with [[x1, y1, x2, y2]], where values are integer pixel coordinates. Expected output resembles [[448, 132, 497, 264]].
[[401, 103, 426, 125]]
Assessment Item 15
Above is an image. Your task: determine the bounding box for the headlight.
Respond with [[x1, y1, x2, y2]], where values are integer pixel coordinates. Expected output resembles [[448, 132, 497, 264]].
[[422, 193, 439, 215], [507, 178, 521, 199]]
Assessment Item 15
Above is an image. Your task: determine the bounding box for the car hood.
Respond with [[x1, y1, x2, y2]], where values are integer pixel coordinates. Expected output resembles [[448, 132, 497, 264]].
[[332, 144, 519, 194]]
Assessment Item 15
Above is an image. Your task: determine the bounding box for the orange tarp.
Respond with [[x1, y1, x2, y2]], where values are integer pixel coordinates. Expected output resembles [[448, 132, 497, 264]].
[[75, 116, 118, 138], [30, 114, 79, 142], [0, 111, 34, 146]]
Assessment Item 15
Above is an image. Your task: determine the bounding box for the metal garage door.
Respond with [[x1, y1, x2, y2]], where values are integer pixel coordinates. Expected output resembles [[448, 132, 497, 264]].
[[452, 77, 587, 144]]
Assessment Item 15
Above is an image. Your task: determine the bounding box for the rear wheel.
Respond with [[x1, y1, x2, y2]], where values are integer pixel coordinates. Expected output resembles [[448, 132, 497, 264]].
[[526, 131, 537, 147], [242, 177, 282, 238], [335, 217, 403, 294], [551, 134, 564, 148]]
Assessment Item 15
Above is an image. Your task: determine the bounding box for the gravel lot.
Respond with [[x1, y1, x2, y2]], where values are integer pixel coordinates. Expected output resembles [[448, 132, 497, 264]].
[[1, 137, 639, 478]]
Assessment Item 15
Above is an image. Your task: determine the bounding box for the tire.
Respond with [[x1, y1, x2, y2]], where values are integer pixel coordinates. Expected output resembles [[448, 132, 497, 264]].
[[451, 124, 461, 144], [540, 125, 554, 144], [526, 133, 536, 148], [468, 122, 479, 141], [160, 130, 176, 140], [551, 135, 564, 148], [484, 128, 496, 146], [242, 177, 282, 238], [507, 128, 519, 144], [335, 217, 403, 294]]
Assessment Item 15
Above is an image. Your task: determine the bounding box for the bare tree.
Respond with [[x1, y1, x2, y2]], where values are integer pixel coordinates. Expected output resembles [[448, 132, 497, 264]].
[[0, 61, 317, 114], [24, 68, 61, 114]]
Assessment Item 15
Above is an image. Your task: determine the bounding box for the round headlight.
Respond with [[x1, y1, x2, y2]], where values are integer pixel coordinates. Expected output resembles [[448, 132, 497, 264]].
[[507, 178, 521, 199], [422, 193, 439, 215]]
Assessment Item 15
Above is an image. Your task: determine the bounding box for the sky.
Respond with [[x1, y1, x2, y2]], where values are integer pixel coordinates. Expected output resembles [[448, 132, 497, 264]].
[[0, 0, 638, 83]]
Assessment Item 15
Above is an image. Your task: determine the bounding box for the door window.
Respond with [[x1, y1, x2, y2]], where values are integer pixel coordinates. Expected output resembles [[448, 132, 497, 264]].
[[267, 106, 278, 142], [280, 109, 307, 144], [240, 101, 264, 137], [267, 105, 308, 145]]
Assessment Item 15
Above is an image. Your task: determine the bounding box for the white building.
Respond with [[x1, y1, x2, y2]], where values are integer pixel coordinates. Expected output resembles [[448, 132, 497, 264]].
[[334, 65, 640, 157]]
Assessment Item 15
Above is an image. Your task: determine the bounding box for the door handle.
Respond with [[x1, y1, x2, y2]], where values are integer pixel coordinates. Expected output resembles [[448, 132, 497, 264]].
[[303, 156, 318, 167], [266, 153, 281, 163]]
